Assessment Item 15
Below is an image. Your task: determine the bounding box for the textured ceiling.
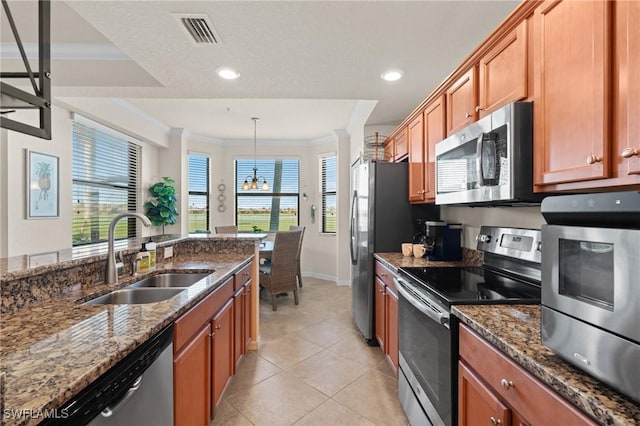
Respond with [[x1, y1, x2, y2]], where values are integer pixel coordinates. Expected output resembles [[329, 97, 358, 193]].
[[2, 0, 520, 141]]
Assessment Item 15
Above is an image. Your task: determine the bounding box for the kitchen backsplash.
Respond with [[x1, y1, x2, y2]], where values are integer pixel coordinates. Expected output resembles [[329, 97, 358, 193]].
[[0, 237, 256, 315]]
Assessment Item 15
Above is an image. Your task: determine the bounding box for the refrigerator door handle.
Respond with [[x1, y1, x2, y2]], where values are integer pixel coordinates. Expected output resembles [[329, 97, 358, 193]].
[[350, 190, 358, 265]]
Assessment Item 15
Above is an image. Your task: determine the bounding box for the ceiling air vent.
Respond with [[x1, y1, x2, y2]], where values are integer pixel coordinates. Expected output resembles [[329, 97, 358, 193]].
[[175, 14, 221, 45]]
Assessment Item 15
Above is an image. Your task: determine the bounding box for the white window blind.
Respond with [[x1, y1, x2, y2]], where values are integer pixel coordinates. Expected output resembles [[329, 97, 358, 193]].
[[72, 121, 141, 245], [235, 159, 299, 231], [321, 155, 337, 233], [188, 155, 210, 233]]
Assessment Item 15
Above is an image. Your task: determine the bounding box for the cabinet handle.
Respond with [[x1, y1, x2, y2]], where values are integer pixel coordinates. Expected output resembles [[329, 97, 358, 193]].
[[465, 113, 473, 118], [489, 416, 502, 426], [215, 324, 222, 330], [622, 147, 639, 158], [587, 154, 602, 165], [500, 379, 514, 390], [475, 106, 483, 113]]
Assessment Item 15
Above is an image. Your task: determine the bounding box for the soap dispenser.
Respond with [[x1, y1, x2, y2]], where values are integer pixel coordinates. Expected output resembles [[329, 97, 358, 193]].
[[137, 243, 150, 273]]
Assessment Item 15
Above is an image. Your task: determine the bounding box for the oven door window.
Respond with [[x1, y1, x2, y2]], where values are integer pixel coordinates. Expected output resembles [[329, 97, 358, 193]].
[[399, 292, 452, 425], [559, 238, 614, 311]]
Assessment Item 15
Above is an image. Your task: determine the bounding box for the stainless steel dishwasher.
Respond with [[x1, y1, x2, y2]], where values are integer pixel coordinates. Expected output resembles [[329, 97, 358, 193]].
[[44, 325, 174, 426]]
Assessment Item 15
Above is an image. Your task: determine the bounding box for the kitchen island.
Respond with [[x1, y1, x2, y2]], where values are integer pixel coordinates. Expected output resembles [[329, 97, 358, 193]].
[[0, 234, 262, 426], [453, 305, 640, 426]]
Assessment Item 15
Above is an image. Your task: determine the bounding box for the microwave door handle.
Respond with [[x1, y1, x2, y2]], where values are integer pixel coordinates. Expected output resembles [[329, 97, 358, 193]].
[[476, 133, 487, 187]]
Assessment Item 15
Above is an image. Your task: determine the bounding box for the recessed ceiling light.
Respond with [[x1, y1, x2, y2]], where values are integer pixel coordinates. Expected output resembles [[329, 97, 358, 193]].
[[216, 67, 240, 80], [381, 69, 403, 82]]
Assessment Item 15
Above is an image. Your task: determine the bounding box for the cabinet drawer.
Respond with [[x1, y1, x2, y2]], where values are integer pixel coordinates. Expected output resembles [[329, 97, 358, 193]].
[[234, 261, 253, 290], [375, 261, 397, 291], [459, 325, 595, 426], [174, 276, 233, 352]]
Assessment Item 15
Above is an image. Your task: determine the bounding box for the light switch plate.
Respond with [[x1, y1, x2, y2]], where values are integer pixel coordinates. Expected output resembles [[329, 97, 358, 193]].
[[164, 246, 173, 259]]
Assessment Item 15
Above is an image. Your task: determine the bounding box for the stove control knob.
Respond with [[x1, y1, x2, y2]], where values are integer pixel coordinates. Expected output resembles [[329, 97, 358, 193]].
[[477, 234, 492, 243]]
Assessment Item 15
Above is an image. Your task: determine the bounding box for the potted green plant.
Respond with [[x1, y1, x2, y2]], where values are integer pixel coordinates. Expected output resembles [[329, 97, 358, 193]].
[[145, 177, 179, 234]]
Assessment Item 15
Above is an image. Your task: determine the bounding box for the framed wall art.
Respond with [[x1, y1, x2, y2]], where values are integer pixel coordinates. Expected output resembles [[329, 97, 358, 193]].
[[26, 150, 59, 219]]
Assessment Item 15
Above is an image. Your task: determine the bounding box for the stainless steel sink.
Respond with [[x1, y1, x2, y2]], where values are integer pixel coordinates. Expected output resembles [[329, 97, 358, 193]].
[[85, 288, 185, 305], [127, 273, 210, 288]]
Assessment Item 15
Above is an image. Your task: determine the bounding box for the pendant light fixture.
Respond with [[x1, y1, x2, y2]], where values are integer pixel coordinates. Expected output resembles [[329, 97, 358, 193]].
[[242, 117, 269, 191]]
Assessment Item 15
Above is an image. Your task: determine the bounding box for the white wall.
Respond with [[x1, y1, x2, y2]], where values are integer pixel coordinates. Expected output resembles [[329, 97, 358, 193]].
[[187, 135, 341, 282], [0, 104, 163, 256], [441, 206, 545, 248]]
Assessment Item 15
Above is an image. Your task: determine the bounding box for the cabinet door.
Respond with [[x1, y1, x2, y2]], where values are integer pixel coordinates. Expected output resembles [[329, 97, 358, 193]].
[[479, 20, 528, 117], [533, 0, 610, 186], [459, 362, 511, 426], [174, 324, 211, 426], [233, 287, 244, 370], [243, 281, 252, 351], [374, 277, 386, 351], [615, 0, 640, 176], [212, 299, 234, 410], [395, 127, 408, 161], [446, 67, 478, 135], [384, 137, 394, 162], [424, 95, 446, 201], [385, 287, 398, 371], [408, 114, 426, 202]]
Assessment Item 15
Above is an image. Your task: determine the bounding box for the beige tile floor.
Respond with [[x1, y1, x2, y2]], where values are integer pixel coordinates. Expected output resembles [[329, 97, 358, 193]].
[[212, 277, 409, 426]]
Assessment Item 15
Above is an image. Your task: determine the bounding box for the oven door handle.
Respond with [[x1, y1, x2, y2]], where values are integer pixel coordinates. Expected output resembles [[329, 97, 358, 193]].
[[395, 278, 450, 328]]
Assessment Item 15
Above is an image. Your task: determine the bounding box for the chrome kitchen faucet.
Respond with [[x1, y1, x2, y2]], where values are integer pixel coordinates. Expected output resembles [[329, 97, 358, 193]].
[[104, 212, 151, 284]]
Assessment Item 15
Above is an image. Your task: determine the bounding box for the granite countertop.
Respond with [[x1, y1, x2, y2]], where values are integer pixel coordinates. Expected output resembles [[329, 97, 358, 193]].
[[374, 250, 483, 271], [452, 305, 640, 426], [0, 254, 252, 426]]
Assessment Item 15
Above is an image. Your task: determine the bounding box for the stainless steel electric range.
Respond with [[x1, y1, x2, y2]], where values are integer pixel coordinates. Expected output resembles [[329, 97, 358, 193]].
[[395, 226, 542, 426]]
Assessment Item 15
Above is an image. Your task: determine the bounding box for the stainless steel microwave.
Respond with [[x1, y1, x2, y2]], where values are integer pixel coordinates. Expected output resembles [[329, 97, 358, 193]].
[[540, 192, 640, 404], [435, 102, 542, 205]]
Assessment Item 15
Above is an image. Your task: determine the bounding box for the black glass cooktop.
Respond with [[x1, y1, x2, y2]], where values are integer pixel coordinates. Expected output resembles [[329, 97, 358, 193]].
[[398, 266, 541, 306]]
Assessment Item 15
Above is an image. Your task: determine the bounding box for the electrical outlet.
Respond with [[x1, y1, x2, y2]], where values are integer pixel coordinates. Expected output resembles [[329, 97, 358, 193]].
[[164, 246, 174, 259]]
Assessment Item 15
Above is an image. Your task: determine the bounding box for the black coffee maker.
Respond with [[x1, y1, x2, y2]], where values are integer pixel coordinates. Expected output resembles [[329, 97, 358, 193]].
[[415, 221, 462, 260]]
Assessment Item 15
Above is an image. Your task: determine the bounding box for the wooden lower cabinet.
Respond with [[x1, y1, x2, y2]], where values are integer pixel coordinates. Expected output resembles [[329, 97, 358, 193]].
[[459, 362, 511, 426], [174, 324, 211, 426], [459, 324, 596, 426], [212, 299, 234, 410], [375, 277, 386, 352], [374, 260, 399, 372], [385, 287, 398, 369], [243, 281, 252, 350], [233, 287, 244, 370], [174, 261, 255, 423]]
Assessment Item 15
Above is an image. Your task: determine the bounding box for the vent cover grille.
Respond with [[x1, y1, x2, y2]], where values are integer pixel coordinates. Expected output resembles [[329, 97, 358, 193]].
[[175, 14, 221, 45]]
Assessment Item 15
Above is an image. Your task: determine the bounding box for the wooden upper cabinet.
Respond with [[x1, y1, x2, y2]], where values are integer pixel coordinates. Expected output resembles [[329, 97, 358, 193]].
[[533, 0, 611, 187], [478, 20, 528, 117], [424, 95, 446, 201], [614, 0, 640, 177], [383, 137, 394, 162], [459, 362, 511, 426], [408, 114, 425, 202], [394, 127, 408, 161], [446, 67, 478, 135]]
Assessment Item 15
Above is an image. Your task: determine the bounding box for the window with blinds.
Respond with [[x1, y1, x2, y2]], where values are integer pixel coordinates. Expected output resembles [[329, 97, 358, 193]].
[[235, 159, 299, 231], [188, 155, 210, 233], [72, 121, 141, 246], [321, 155, 337, 233]]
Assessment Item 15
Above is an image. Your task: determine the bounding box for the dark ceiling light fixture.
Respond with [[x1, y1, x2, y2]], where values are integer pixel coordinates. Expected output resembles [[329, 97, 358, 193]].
[[242, 117, 269, 191]]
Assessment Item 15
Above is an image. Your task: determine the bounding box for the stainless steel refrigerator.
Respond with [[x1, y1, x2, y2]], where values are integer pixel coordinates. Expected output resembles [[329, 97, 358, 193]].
[[350, 158, 439, 342]]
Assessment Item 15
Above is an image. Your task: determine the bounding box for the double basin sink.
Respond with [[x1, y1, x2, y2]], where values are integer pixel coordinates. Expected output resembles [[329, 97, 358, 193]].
[[85, 273, 211, 305]]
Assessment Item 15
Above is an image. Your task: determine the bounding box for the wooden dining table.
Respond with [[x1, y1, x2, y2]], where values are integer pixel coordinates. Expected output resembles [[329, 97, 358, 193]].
[[258, 240, 274, 259]]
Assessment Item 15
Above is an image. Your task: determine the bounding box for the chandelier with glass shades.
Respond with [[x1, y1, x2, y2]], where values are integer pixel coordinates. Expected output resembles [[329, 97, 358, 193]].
[[242, 117, 269, 191]]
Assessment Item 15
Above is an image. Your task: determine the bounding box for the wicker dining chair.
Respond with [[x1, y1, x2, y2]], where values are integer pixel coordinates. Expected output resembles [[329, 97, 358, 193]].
[[259, 230, 301, 311], [214, 225, 238, 234], [289, 225, 305, 288]]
